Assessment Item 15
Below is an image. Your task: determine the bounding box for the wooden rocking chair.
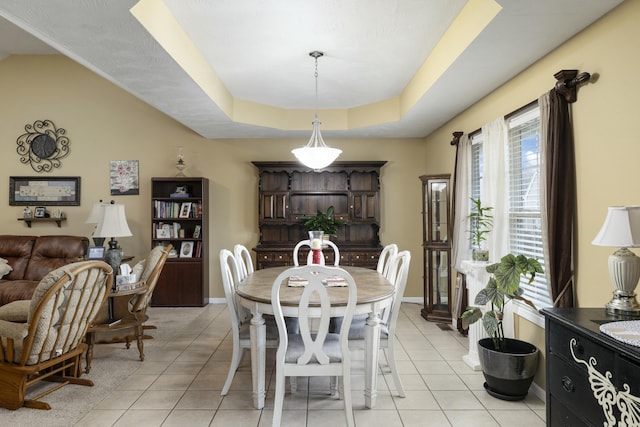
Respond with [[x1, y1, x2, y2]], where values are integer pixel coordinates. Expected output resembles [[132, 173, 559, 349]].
[[0, 260, 112, 410]]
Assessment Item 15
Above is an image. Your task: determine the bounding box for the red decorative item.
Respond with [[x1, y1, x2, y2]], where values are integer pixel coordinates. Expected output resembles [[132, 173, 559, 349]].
[[312, 248, 322, 264]]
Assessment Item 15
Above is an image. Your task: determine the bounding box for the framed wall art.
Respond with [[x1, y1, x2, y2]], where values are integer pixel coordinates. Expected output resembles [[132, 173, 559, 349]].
[[9, 176, 81, 206], [110, 160, 139, 196]]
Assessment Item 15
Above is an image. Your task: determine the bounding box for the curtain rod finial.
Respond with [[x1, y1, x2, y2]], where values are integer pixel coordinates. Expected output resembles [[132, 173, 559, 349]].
[[450, 131, 464, 146], [554, 69, 591, 103]]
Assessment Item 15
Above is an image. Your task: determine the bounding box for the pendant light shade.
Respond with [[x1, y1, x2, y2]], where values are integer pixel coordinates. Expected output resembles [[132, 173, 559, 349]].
[[292, 51, 341, 169]]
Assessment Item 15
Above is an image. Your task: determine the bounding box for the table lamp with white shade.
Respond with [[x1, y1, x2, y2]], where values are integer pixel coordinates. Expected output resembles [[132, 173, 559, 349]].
[[85, 200, 106, 246], [93, 202, 132, 285], [592, 206, 640, 316]]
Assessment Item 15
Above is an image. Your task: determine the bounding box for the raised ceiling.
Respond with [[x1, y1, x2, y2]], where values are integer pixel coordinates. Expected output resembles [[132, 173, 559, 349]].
[[0, 0, 622, 139]]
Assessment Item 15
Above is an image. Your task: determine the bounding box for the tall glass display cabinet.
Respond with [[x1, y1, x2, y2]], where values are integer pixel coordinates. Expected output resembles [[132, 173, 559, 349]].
[[420, 174, 452, 322]]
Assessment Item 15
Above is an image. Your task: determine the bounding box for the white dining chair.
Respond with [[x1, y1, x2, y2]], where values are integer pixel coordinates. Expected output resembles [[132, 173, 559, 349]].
[[377, 243, 398, 277], [333, 250, 411, 398], [233, 243, 254, 281], [219, 249, 279, 395], [292, 239, 340, 266], [271, 265, 357, 427]]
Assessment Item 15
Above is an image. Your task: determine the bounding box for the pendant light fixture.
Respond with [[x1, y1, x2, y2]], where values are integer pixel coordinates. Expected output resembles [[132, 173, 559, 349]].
[[292, 51, 342, 169]]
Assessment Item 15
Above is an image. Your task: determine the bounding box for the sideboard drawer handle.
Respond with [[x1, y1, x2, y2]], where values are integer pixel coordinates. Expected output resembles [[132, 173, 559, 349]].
[[561, 376, 575, 393]]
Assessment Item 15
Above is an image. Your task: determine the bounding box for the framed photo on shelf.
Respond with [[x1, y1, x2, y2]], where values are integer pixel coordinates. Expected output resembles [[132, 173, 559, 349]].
[[34, 206, 46, 218], [156, 228, 171, 239], [87, 246, 105, 260], [179, 202, 191, 218], [193, 225, 201, 239], [180, 241, 194, 258]]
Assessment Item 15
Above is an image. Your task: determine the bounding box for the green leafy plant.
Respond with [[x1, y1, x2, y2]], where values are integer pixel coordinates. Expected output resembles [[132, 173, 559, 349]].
[[299, 206, 345, 236], [467, 197, 493, 249], [461, 253, 543, 351]]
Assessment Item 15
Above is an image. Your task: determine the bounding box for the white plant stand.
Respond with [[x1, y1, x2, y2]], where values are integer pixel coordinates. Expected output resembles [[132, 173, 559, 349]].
[[459, 260, 491, 371]]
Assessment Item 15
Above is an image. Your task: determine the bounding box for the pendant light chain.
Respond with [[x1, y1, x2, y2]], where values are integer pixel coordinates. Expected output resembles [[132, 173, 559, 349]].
[[311, 51, 323, 117]]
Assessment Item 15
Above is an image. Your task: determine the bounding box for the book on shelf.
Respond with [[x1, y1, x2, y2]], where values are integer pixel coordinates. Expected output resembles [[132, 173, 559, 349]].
[[170, 192, 190, 198]]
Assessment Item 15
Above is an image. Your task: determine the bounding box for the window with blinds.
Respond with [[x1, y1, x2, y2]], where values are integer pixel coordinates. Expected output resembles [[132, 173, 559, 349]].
[[469, 133, 484, 250], [470, 132, 483, 203], [507, 104, 552, 308]]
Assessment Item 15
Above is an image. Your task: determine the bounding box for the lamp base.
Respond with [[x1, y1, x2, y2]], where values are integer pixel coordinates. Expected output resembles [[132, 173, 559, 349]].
[[606, 290, 640, 316]]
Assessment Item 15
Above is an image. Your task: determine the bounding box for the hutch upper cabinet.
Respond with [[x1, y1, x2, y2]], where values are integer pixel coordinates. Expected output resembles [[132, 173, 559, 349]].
[[253, 161, 386, 269], [420, 174, 452, 322], [150, 177, 209, 307]]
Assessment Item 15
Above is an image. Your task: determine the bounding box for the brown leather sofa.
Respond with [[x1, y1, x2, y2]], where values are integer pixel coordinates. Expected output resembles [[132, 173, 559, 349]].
[[0, 235, 89, 306]]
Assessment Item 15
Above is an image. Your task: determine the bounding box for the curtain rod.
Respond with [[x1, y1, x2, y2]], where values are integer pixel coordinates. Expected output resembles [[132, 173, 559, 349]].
[[450, 69, 592, 146]]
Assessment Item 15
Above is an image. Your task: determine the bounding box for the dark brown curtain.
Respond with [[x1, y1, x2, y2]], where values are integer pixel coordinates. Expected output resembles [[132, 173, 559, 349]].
[[545, 89, 575, 308]]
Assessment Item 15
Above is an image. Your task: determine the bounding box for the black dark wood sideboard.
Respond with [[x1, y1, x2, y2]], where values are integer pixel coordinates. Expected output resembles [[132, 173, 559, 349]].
[[541, 308, 640, 426]]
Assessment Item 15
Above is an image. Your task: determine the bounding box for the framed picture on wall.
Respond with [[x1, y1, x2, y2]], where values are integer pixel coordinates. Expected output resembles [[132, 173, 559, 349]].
[[9, 176, 81, 206], [110, 160, 139, 196]]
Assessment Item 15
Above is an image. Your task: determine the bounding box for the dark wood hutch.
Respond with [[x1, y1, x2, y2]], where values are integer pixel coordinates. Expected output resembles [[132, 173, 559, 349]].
[[252, 161, 386, 269]]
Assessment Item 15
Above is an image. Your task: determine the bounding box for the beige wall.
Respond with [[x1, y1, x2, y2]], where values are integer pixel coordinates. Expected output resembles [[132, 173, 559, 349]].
[[0, 55, 427, 300], [423, 0, 640, 389], [427, 0, 640, 305]]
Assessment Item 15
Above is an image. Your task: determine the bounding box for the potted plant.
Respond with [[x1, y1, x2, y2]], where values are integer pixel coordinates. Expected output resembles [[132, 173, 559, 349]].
[[467, 197, 493, 261], [461, 253, 544, 400], [299, 206, 345, 237]]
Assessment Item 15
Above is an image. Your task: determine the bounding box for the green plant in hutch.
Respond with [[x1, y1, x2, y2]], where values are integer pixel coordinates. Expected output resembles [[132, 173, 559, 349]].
[[467, 197, 493, 261], [300, 206, 345, 236]]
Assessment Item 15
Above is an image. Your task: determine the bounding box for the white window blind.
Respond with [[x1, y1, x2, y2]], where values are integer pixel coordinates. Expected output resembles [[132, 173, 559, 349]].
[[467, 133, 484, 250], [507, 105, 552, 308], [470, 133, 483, 202]]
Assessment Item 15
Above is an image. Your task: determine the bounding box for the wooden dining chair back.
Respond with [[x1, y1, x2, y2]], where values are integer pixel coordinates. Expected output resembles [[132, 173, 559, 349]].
[[337, 250, 411, 398], [292, 239, 340, 266], [219, 249, 279, 395], [271, 265, 357, 427], [0, 260, 112, 410], [377, 243, 398, 277], [233, 244, 254, 282]]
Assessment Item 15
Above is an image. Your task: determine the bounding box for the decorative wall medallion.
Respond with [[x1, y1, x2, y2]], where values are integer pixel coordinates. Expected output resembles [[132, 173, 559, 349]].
[[16, 120, 70, 172]]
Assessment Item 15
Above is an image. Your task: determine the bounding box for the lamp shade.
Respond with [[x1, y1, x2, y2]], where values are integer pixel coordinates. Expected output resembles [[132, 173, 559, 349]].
[[292, 117, 342, 170], [85, 201, 105, 224], [93, 204, 132, 238], [592, 206, 640, 248]]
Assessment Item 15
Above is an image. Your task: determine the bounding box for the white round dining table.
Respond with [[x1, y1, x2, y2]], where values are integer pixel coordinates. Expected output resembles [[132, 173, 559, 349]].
[[236, 265, 394, 410]]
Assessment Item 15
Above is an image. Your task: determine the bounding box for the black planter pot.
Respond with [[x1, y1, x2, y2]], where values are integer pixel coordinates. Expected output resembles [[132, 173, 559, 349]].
[[477, 337, 539, 401]]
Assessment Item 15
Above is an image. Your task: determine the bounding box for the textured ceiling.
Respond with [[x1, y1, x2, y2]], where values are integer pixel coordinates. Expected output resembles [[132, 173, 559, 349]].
[[0, 0, 623, 139]]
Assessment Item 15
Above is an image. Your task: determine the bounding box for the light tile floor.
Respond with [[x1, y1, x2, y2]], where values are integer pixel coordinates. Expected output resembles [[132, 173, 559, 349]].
[[76, 303, 546, 426]]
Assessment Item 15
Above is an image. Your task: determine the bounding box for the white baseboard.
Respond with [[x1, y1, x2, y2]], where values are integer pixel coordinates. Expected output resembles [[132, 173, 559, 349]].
[[529, 380, 546, 403]]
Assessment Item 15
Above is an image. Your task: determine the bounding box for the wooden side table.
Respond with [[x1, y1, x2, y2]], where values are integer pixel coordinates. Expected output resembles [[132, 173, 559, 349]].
[[85, 282, 147, 373]]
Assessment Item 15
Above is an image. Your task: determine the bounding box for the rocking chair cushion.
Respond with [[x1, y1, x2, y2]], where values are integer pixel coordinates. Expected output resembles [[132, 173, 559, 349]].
[[0, 318, 28, 341], [0, 300, 30, 322], [26, 264, 91, 365]]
